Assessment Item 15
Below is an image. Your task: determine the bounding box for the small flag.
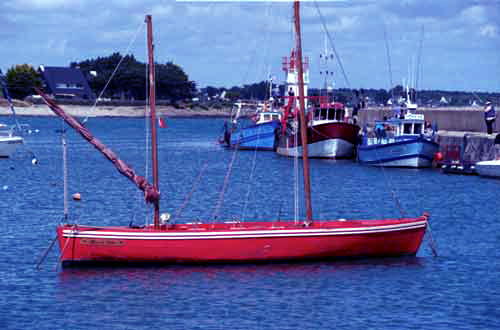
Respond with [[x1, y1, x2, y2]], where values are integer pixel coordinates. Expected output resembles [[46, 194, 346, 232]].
[[159, 116, 167, 128]]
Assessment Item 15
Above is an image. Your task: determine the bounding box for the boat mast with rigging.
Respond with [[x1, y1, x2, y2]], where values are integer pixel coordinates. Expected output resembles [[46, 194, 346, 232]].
[[293, 1, 313, 224]]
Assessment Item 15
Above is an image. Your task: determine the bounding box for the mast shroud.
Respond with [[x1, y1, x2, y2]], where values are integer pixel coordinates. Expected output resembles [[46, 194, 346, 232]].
[[293, 1, 313, 223], [146, 15, 161, 229]]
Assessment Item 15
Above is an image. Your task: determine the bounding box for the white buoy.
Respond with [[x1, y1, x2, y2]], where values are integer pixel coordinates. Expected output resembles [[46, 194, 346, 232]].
[[32, 158, 38, 165], [160, 213, 171, 224], [72, 193, 81, 201]]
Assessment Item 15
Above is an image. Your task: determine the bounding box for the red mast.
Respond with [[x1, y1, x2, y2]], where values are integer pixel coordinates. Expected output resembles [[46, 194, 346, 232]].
[[146, 15, 160, 229], [293, 1, 313, 224]]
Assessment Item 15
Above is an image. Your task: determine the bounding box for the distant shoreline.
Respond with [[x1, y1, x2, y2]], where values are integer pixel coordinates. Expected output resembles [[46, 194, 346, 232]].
[[0, 104, 232, 118], [0, 103, 488, 132], [0, 101, 483, 118]]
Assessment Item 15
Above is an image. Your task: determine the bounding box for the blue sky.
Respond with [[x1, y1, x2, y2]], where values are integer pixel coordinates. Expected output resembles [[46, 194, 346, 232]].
[[1, 0, 499, 92]]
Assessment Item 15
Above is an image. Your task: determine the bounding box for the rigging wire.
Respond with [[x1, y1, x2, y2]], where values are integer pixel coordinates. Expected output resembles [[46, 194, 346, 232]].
[[212, 148, 240, 222], [287, 5, 300, 224], [213, 1, 274, 222], [241, 139, 259, 221], [143, 40, 152, 226], [82, 21, 145, 125], [241, 1, 276, 221], [415, 25, 425, 99], [175, 163, 209, 220], [383, 24, 394, 99], [371, 126, 407, 218], [294, 116, 300, 223], [60, 118, 82, 225], [313, 0, 351, 89]]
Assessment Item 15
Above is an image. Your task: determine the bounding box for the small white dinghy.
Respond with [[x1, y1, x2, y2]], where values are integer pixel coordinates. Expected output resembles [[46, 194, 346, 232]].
[[475, 159, 500, 178]]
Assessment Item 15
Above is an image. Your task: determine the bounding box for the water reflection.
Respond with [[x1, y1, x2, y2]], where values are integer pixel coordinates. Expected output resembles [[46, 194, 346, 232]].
[[58, 257, 424, 285]]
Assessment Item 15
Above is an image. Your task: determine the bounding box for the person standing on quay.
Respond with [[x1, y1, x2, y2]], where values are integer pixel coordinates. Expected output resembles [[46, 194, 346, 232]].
[[484, 101, 496, 134]]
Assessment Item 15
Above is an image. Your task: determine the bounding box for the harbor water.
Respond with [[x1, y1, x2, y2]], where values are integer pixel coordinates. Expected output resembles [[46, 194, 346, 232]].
[[0, 116, 499, 329]]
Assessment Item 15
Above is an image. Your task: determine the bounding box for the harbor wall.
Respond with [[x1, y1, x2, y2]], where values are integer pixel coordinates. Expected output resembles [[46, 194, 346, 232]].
[[436, 132, 500, 162], [357, 106, 491, 133]]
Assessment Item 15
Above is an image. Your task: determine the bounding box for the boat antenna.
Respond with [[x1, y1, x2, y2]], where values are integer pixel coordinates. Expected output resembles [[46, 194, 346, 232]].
[[383, 25, 394, 101], [415, 25, 424, 98], [313, 0, 351, 89], [146, 15, 160, 229], [294, 0, 313, 224]]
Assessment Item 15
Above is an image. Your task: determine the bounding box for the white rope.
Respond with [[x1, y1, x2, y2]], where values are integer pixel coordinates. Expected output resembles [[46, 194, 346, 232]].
[[241, 128, 261, 221], [212, 148, 239, 221], [82, 21, 145, 125], [372, 140, 407, 218], [175, 163, 209, 220]]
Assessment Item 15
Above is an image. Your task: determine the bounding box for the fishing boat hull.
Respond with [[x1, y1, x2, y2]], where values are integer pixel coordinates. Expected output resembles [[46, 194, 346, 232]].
[[57, 215, 428, 266], [475, 159, 500, 178], [277, 122, 359, 158], [0, 136, 23, 157], [357, 137, 439, 168], [226, 121, 280, 151]]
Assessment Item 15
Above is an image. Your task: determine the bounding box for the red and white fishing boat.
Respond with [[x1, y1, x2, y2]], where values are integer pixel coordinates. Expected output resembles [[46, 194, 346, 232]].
[[276, 48, 359, 159], [38, 6, 428, 267]]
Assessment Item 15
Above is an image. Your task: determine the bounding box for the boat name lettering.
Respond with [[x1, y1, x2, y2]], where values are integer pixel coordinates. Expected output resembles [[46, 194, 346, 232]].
[[404, 114, 424, 120], [80, 238, 125, 246]]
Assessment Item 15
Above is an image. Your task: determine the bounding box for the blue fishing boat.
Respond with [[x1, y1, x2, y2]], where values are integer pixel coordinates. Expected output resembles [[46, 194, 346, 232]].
[[357, 94, 439, 167], [221, 102, 282, 151]]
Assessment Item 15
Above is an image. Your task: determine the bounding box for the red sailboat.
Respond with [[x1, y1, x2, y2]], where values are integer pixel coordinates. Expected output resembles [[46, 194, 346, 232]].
[[38, 6, 428, 267]]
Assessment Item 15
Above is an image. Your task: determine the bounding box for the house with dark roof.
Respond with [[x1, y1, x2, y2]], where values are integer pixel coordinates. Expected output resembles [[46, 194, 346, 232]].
[[39, 66, 94, 100]]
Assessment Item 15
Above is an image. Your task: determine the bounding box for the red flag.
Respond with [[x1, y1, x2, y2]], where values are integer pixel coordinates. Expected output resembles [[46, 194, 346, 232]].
[[158, 116, 167, 128]]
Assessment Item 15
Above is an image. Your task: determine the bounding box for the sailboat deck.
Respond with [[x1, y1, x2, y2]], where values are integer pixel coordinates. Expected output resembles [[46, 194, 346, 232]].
[[61, 215, 427, 234]]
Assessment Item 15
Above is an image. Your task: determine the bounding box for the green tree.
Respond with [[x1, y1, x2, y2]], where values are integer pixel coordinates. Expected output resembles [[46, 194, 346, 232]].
[[72, 54, 196, 102], [5, 64, 42, 99]]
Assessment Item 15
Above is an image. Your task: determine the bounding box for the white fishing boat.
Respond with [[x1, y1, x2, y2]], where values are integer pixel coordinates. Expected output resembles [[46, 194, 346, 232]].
[[475, 159, 500, 178], [0, 124, 23, 158], [0, 70, 25, 158]]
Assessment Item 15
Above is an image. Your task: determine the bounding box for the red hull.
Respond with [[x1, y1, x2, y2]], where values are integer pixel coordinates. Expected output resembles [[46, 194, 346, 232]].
[[309, 122, 360, 146], [57, 215, 428, 266]]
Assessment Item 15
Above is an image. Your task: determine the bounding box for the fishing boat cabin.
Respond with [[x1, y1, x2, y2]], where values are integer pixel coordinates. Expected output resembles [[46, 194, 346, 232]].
[[309, 102, 347, 125], [254, 111, 282, 125], [367, 112, 429, 145]]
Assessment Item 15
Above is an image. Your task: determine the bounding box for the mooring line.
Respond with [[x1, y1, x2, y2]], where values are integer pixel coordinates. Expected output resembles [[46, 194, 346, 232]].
[[35, 235, 58, 270], [426, 220, 438, 257]]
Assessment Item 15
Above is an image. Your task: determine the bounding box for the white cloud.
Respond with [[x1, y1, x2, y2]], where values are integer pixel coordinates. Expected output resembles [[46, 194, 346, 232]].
[[151, 4, 173, 18], [479, 24, 498, 38], [460, 5, 487, 25], [6, 0, 80, 10], [47, 38, 68, 55]]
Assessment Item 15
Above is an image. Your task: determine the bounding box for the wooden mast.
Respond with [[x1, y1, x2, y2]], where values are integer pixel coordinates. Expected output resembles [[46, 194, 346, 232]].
[[293, 1, 313, 223], [146, 15, 160, 229]]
